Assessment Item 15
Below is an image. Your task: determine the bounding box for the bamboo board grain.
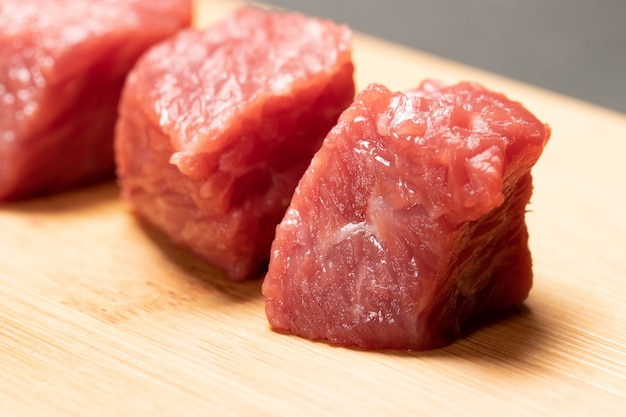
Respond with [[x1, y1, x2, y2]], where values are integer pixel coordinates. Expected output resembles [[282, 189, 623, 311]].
[[2, 1, 626, 415]]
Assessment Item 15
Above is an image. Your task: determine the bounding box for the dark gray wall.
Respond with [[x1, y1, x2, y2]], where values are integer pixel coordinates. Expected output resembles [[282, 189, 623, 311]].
[[266, 0, 626, 114]]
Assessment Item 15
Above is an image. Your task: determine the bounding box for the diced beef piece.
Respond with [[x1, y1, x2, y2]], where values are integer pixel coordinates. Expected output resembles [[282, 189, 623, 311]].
[[262, 81, 550, 350], [0, 0, 191, 200], [115, 7, 355, 281]]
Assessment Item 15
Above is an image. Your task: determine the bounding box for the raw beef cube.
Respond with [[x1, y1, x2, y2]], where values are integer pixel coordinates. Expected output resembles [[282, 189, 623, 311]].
[[0, 0, 191, 200], [262, 81, 550, 350], [114, 7, 355, 281]]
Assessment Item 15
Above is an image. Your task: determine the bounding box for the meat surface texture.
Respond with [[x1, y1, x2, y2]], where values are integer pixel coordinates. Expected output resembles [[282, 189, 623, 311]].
[[262, 81, 550, 350], [115, 7, 355, 281], [0, 0, 191, 200]]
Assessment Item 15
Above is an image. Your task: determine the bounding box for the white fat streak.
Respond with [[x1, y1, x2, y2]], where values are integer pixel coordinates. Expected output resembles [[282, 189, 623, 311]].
[[337, 221, 367, 237], [374, 155, 391, 167]]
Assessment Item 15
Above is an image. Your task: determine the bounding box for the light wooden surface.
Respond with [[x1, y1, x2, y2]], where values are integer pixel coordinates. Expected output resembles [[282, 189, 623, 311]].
[[2, 1, 625, 415]]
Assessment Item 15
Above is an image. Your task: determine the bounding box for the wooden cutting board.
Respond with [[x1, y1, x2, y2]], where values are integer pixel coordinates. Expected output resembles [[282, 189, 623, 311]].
[[1, 1, 625, 415]]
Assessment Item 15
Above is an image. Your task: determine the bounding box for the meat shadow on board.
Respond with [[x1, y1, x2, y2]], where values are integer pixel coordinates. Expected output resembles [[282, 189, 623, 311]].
[[385, 302, 552, 362], [134, 216, 264, 303], [0, 179, 120, 213]]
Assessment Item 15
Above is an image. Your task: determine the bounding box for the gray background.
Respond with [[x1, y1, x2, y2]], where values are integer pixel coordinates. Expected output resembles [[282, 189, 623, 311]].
[[266, 0, 626, 114]]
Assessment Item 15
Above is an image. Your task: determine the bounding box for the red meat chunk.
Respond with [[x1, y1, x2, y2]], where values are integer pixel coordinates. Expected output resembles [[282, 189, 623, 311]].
[[262, 81, 550, 350], [114, 7, 355, 281], [0, 0, 191, 200]]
